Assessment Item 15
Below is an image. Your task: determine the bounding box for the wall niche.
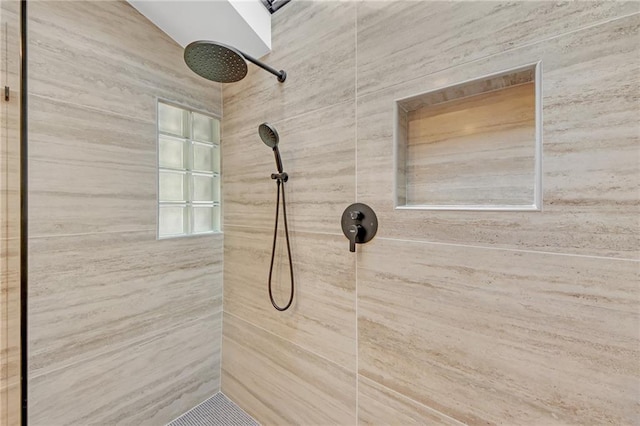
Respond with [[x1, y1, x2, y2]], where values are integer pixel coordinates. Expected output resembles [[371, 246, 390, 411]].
[[394, 63, 542, 211]]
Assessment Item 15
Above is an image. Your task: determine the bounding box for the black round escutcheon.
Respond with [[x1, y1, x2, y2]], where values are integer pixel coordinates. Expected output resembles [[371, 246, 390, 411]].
[[341, 203, 378, 252]]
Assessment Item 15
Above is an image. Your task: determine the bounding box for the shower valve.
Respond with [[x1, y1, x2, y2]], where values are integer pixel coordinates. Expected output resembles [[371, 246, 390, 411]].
[[341, 203, 378, 253], [347, 224, 363, 252]]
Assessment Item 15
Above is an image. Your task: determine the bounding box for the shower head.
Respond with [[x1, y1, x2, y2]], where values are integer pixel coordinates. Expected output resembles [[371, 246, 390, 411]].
[[259, 122, 279, 148], [184, 41, 286, 83], [259, 123, 283, 173], [184, 41, 247, 83]]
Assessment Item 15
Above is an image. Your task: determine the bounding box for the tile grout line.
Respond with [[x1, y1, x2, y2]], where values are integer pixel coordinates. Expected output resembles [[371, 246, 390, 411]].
[[358, 375, 468, 426], [356, 10, 640, 100], [29, 93, 156, 125], [224, 311, 357, 377], [29, 310, 222, 381], [354, 3, 359, 424], [220, 80, 226, 395], [223, 97, 355, 141], [376, 236, 640, 262], [28, 228, 226, 241], [0, 374, 21, 391], [217, 308, 224, 393], [224, 224, 638, 262], [28, 227, 156, 240]]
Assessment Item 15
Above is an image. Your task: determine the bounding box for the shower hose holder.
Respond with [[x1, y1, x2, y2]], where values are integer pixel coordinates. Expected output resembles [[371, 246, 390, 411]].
[[271, 172, 288, 182], [341, 203, 378, 252]]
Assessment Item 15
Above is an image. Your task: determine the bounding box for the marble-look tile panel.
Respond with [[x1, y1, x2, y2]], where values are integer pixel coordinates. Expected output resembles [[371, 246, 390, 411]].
[[0, 238, 20, 392], [222, 313, 356, 425], [223, 102, 355, 233], [357, 1, 640, 95], [28, 95, 157, 236], [0, 381, 20, 426], [0, 1, 22, 423], [29, 1, 221, 122], [224, 226, 356, 369], [0, 250, 20, 426], [29, 315, 221, 426], [358, 376, 462, 426], [28, 231, 223, 376], [357, 15, 640, 257], [222, 0, 355, 138], [358, 238, 640, 424]]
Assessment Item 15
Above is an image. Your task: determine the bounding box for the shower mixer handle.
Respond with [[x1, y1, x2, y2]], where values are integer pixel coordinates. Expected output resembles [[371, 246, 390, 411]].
[[341, 203, 378, 253], [347, 224, 363, 252]]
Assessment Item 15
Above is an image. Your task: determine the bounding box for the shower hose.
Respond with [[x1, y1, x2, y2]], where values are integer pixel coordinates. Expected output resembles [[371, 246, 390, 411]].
[[268, 176, 294, 311]]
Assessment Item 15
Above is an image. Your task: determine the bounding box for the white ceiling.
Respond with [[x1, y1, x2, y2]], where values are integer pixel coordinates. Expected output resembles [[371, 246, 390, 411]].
[[128, 0, 272, 59]]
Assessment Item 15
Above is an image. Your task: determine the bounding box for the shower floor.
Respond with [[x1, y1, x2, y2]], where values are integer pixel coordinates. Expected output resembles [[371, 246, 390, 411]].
[[168, 393, 259, 426]]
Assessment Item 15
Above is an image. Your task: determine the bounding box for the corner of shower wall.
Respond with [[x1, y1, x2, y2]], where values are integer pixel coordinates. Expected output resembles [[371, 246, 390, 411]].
[[0, 0, 22, 424]]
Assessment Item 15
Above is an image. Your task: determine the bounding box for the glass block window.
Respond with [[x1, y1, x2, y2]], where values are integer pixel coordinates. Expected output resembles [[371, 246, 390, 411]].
[[157, 101, 221, 238]]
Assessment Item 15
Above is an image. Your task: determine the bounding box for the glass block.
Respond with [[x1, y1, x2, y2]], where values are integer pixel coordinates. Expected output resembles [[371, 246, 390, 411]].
[[159, 135, 185, 169], [193, 142, 215, 172], [159, 171, 186, 201], [158, 103, 188, 137], [211, 119, 220, 144], [212, 205, 221, 231], [192, 205, 220, 233], [159, 205, 186, 236], [192, 174, 219, 202], [192, 113, 217, 143]]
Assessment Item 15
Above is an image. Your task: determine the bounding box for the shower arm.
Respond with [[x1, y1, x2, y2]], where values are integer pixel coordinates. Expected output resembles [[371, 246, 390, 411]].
[[242, 51, 287, 82]]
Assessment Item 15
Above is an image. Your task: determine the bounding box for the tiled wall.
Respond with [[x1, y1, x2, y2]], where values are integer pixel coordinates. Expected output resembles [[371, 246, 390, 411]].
[[0, 0, 22, 424], [27, 2, 223, 424], [221, 1, 639, 424]]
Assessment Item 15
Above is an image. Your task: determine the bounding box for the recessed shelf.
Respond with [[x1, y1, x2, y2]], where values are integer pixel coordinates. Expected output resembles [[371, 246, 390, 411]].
[[394, 63, 542, 211]]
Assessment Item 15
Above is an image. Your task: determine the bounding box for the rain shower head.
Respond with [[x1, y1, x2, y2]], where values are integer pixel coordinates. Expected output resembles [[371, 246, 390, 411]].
[[184, 41, 286, 83], [184, 41, 247, 83], [259, 123, 283, 173]]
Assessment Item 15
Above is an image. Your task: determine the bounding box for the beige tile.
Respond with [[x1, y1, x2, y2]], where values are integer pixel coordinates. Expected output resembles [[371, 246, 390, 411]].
[[222, 313, 356, 425], [28, 95, 157, 236], [0, 238, 20, 390], [0, 381, 21, 426], [222, 0, 355, 138], [25, 1, 225, 424], [223, 101, 355, 233], [29, 1, 221, 122], [356, 15, 640, 257], [28, 231, 223, 376], [29, 315, 221, 426], [1, 2, 22, 422], [357, 1, 640, 95], [358, 376, 462, 426], [224, 226, 356, 369], [358, 238, 640, 425], [404, 83, 536, 207]]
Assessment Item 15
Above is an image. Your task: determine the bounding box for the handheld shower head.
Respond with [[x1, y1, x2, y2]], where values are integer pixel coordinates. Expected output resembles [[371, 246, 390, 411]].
[[184, 41, 286, 83], [259, 122, 279, 148], [259, 123, 283, 173]]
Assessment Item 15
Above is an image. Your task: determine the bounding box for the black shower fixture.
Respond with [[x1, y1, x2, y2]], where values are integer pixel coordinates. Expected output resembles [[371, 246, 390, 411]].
[[259, 122, 284, 174], [261, 0, 291, 14], [259, 123, 295, 311], [184, 41, 286, 83]]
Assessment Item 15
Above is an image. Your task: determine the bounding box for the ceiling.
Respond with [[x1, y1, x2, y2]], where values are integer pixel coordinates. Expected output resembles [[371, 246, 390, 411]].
[[128, 0, 272, 58]]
